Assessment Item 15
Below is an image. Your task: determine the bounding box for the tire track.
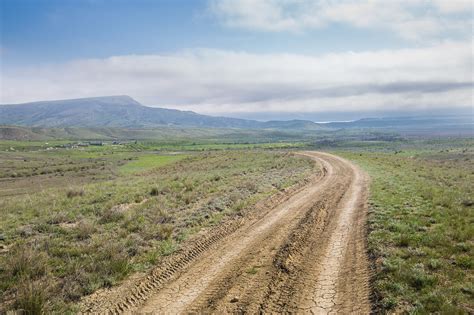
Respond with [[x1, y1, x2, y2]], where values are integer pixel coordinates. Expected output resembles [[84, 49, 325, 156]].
[[259, 152, 370, 314], [138, 156, 335, 314], [80, 152, 371, 314], [79, 157, 322, 314]]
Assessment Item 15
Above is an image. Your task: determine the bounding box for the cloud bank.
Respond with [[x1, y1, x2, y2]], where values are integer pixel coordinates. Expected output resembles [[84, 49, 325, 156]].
[[210, 0, 473, 41], [1, 41, 472, 117]]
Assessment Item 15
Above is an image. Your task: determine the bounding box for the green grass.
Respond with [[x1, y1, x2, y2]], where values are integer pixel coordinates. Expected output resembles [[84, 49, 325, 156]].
[[337, 146, 473, 313], [119, 154, 188, 174], [0, 140, 70, 151], [126, 141, 308, 152], [246, 265, 262, 275]]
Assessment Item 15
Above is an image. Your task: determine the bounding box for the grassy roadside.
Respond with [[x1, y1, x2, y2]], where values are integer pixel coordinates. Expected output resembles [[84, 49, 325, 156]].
[[338, 148, 473, 313], [0, 150, 315, 313]]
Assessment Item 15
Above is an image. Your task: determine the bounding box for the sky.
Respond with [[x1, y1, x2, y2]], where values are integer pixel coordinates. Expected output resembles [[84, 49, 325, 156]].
[[0, 0, 473, 121]]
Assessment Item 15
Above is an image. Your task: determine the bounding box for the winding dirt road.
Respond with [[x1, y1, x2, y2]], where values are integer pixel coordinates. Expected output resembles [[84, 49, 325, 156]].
[[81, 152, 371, 314]]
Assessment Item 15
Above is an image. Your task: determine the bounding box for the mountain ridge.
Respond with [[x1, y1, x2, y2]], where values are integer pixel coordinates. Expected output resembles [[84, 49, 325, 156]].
[[1, 96, 471, 135], [0, 95, 325, 130]]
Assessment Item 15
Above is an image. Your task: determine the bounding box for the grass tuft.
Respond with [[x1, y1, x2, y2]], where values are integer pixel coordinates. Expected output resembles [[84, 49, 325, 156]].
[[14, 280, 48, 315], [66, 188, 85, 198]]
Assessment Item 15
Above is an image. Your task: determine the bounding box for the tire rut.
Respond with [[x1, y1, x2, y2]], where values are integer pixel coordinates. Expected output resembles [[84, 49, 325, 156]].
[[80, 152, 371, 314], [79, 156, 322, 314]]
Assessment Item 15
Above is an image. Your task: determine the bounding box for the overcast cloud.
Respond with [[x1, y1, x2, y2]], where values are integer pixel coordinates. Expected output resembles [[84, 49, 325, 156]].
[[2, 40, 472, 116]]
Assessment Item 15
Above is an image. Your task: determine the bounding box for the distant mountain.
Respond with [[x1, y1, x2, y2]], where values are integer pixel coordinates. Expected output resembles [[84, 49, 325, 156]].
[[261, 120, 325, 130], [0, 96, 324, 130], [324, 116, 472, 128], [324, 116, 473, 136], [0, 96, 471, 136]]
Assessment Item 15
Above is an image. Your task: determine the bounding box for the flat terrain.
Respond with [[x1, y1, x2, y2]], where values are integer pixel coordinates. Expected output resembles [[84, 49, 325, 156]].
[[0, 146, 314, 313], [81, 152, 370, 314]]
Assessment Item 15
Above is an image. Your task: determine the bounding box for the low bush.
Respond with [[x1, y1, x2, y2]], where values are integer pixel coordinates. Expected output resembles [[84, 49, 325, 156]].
[[13, 280, 48, 315], [66, 188, 85, 198]]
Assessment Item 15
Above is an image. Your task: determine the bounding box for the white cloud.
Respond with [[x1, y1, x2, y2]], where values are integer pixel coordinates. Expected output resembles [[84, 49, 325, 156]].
[[209, 0, 472, 41], [1, 41, 472, 116], [432, 0, 473, 13]]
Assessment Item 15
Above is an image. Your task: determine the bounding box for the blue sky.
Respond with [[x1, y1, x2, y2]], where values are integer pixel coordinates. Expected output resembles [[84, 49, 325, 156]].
[[1, 0, 472, 120], [1, 0, 410, 65], [2, 0, 216, 65]]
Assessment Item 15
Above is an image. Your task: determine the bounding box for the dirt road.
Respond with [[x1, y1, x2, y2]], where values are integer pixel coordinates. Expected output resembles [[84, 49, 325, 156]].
[[81, 152, 371, 314]]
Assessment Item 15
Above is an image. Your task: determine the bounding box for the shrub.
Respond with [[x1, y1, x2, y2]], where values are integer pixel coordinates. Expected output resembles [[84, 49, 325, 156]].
[[66, 188, 84, 198], [145, 250, 159, 265], [407, 265, 436, 290], [61, 262, 89, 301], [74, 220, 96, 240], [122, 214, 145, 233], [244, 181, 258, 193], [99, 207, 124, 224], [455, 255, 473, 269], [9, 245, 48, 280], [158, 240, 175, 256], [182, 192, 197, 205], [381, 297, 397, 310], [108, 256, 131, 279], [428, 259, 442, 270], [157, 224, 174, 240], [398, 233, 410, 247], [420, 292, 447, 313], [183, 179, 195, 191], [150, 186, 160, 196], [95, 244, 131, 282], [13, 280, 48, 315]]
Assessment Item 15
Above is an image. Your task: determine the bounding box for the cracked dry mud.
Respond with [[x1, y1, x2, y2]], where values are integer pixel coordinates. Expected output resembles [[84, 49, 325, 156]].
[[81, 152, 371, 314]]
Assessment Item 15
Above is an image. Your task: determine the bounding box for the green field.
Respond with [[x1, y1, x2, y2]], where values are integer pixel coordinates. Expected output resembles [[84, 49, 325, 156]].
[[0, 136, 473, 314], [0, 143, 315, 313], [337, 142, 474, 313], [118, 154, 188, 174]]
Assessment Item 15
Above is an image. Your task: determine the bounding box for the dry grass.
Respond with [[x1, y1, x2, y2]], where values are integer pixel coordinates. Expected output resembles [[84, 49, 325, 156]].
[[66, 188, 85, 198]]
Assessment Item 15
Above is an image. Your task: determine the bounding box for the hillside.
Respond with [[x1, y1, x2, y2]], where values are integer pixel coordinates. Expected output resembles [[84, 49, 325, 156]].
[[0, 96, 323, 130], [0, 125, 331, 142]]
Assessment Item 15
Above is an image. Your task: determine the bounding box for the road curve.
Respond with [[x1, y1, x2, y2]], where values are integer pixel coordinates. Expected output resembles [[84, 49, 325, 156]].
[[81, 152, 371, 314]]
